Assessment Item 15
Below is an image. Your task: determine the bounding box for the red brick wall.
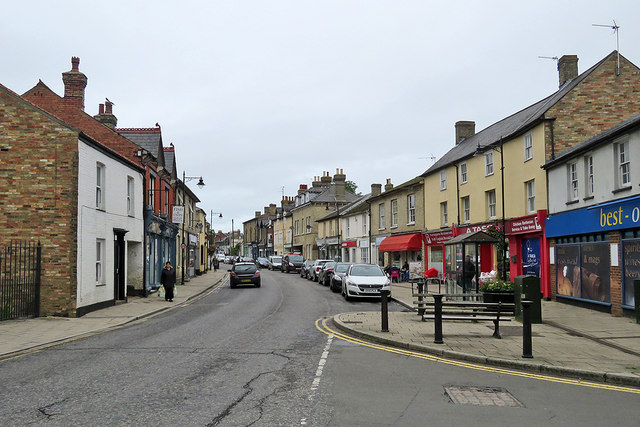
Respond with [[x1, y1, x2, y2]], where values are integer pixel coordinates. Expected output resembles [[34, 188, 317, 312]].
[[546, 53, 640, 159], [0, 88, 79, 316], [609, 231, 622, 316]]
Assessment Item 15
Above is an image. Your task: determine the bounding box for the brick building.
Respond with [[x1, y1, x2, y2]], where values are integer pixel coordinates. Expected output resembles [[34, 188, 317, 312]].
[[1, 58, 146, 316]]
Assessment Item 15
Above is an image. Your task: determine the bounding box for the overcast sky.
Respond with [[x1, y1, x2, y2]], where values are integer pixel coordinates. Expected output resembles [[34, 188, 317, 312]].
[[3, 1, 639, 232]]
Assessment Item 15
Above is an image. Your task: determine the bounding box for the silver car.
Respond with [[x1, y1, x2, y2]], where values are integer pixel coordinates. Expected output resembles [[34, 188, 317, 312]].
[[341, 264, 391, 301], [268, 256, 282, 270]]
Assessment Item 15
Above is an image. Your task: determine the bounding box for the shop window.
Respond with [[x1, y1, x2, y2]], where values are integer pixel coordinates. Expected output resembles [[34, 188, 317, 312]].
[[556, 238, 610, 303], [622, 239, 640, 307]]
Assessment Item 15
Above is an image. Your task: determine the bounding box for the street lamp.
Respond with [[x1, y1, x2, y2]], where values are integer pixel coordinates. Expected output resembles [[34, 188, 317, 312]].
[[208, 211, 223, 269], [181, 171, 205, 285]]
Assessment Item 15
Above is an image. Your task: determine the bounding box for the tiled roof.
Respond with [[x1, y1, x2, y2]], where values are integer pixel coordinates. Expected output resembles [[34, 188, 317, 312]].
[[22, 81, 144, 168], [117, 127, 164, 167], [422, 51, 620, 177]]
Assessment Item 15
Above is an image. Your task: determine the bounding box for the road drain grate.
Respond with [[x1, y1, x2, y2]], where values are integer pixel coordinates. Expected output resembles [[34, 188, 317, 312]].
[[444, 385, 524, 407]]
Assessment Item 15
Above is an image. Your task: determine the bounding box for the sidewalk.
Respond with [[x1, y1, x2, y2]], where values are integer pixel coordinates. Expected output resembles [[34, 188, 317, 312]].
[[332, 281, 640, 387], [0, 269, 227, 361]]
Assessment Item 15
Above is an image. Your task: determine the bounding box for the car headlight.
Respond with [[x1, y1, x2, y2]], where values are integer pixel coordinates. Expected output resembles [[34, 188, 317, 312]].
[[385, 279, 391, 286]]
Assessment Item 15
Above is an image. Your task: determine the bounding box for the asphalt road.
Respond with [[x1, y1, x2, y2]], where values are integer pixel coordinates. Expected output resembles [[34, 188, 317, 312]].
[[1, 269, 638, 426]]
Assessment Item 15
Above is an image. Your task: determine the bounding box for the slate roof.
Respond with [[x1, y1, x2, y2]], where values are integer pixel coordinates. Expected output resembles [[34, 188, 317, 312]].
[[117, 127, 165, 168], [543, 112, 640, 169], [163, 147, 176, 175], [368, 176, 423, 203], [318, 192, 372, 221], [421, 51, 621, 177]]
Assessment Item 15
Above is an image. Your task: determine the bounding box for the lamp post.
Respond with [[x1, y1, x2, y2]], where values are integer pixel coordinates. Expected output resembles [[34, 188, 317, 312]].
[[181, 171, 205, 285], [209, 210, 222, 268]]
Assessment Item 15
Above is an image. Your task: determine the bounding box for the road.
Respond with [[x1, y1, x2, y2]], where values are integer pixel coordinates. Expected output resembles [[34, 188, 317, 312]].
[[1, 269, 638, 426]]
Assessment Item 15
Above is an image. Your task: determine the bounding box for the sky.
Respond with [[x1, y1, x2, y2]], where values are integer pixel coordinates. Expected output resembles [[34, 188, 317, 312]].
[[2, 1, 639, 233]]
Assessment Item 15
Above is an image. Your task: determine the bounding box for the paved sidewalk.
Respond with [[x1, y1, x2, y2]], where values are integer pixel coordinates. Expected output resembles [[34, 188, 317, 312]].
[[332, 281, 640, 387], [0, 269, 227, 360]]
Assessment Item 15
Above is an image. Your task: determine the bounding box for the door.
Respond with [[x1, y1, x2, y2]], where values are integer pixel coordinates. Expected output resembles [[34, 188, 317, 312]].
[[113, 230, 127, 301], [521, 238, 540, 277]]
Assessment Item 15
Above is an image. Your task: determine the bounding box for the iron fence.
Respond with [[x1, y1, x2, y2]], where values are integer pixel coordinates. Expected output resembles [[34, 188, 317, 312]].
[[0, 241, 41, 321]]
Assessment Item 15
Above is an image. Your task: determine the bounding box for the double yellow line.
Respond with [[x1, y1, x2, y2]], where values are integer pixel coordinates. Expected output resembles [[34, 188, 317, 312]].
[[315, 317, 640, 395]]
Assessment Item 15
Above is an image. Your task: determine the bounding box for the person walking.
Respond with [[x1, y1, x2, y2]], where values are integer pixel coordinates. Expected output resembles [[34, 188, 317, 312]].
[[462, 255, 476, 293], [213, 256, 219, 272], [161, 261, 176, 302]]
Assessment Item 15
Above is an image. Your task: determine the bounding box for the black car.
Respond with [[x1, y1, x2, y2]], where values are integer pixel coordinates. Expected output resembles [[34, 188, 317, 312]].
[[329, 262, 351, 292], [230, 262, 261, 288], [300, 260, 314, 278], [281, 254, 305, 273], [256, 257, 269, 268], [318, 261, 336, 286]]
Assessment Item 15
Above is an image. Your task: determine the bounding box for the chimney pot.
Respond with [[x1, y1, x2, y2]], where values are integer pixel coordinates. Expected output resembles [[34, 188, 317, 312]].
[[62, 56, 88, 110], [98, 104, 104, 114]]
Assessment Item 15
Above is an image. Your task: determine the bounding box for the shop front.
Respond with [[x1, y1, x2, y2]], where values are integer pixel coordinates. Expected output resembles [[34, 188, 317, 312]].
[[187, 233, 198, 278], [424, 229, 454, 274], [545, 195, 640, 316], [377, 233, 424, 268], [505, 210, 550, 298], [144, 210, 178, 293], [341, 240, 357, 262]]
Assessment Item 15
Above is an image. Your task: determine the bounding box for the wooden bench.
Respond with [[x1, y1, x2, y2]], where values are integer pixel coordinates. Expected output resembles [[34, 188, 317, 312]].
[[417, 294, 515, 342]]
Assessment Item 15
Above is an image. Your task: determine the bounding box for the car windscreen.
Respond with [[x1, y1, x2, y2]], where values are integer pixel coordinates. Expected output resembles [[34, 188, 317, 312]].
[[271, 257, 282, 263], [350, 265, 384, 276], [324, 262, 336, 269], [335, 264, 350, 273], [289, 255, 304, 262], [235, 264, 257, 273]]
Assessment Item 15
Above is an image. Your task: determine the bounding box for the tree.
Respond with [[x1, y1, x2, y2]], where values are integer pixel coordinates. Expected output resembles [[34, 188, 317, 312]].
[[345, 180, 358, 193]]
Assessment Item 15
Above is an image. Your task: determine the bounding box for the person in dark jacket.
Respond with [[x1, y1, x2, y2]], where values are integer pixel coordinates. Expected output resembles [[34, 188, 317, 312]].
[[161, 261, 176, 302], [213, 257, 219, 271]]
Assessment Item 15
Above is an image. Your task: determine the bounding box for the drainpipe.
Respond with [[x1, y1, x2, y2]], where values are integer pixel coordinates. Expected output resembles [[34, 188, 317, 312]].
[[142, 175, 148, 297], [454, 165, 460, 226]]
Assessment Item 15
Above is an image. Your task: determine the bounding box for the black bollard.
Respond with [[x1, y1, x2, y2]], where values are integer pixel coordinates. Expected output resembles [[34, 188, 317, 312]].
[[434, 294, 444, 344], [417, 280, 425, 316], [522, 300, 533, 358], [380, 289, 390, 332]]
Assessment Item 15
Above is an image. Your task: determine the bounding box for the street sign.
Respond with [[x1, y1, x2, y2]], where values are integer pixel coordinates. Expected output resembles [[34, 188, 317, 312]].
[[172, 206, 185, 224]]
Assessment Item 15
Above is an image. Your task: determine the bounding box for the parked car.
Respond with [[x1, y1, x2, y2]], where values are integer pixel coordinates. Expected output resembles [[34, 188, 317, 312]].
[[281, 253, 305, 273], [317, 261, 336, 286], [341, 263, 390, 301], [230, 262, 261, 288], [224, 255, 233, 264], [268, 255, 282, 271], [256, 257, 269, 268], [300, 260, 314, 278], [328, 262, 351, 292], [309, 259, 332, 282], [216, 253, 226, 262]]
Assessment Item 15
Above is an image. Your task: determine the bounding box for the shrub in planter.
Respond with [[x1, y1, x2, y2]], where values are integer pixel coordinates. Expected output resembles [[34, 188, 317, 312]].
[[479, 280, 514, 304]]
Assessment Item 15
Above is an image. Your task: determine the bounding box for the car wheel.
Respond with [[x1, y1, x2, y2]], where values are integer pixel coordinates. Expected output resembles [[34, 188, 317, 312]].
[[255, 282, 261, 288], [343, 288, 350, 301], [230, 282, 236, 289]]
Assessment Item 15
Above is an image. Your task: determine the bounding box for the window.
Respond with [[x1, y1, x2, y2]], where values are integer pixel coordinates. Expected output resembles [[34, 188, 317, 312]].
[[585, 155, 594, 197], [96, 163, 105, 209], [407, 194, 415, 224], [360, 247, 369, 263], [616, 141, 630, 187], [362, 214, 367, 235], [379, 203, 386, 229], [323, 222, 326, 236], [96, 239, 105, 284], [525, 180, 535, 213], [346, 218, 350, 237], [524, 132, 533, 161], [460, 162, 468, 184], [485, 152, 494, 176], [441, 202, 448, 226], [148, 174, 156, 209], [568, 163, 578, 201], [391, 199, 398, 227], [164, 187, 170, 214], [127, 176, 134, 216], [462, 196, 470, 223], [440, 170, 447, 190], [487, 190, 496, 219]]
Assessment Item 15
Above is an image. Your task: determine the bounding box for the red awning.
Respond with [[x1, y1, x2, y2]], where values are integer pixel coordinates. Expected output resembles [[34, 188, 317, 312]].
[[378, 233, 423, 252]]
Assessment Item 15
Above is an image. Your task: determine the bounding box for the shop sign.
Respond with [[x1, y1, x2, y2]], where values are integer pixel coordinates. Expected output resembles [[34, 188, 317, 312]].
[[546, 195, 640, 237], [326, 237, 339, 245], [358, 239, 369, 248], [454, 221, 501, 236], [506, 215, 542, 235], [424, 229, 453, 245], [172, 206, 184, 224], [189, 234, 198, 245], [341, 240, 357, 248]]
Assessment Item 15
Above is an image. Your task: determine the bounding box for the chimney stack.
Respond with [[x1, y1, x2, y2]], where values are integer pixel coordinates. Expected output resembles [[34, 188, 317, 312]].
[[62, 57, 88, 110], [312, 176, 321, 187], [93, 98, 118, 129], [320, 171, 332, 186], [384, 178, 393, 192], [255, 211, 261, 218], [558, 55, 579, 88], [298, 184, 308, 195], [455, 121, 475, 145], [371, 183, 382, 197], [333, 168, 346, 201]]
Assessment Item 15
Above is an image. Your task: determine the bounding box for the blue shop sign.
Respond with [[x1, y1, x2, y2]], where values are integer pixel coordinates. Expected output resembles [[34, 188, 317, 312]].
[[546, 194, 640, 238]]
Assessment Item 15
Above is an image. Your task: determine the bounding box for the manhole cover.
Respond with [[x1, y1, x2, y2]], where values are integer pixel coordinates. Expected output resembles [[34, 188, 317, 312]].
[[444, 385, 524, 407]]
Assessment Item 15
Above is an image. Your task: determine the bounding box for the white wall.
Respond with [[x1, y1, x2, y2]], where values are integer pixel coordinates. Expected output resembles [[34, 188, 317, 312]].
[[547, 128, 640, 214], [76, 140, 144, 308]]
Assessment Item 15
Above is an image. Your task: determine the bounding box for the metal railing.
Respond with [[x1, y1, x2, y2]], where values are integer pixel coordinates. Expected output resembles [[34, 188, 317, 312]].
[[1, 241, 41, 321]]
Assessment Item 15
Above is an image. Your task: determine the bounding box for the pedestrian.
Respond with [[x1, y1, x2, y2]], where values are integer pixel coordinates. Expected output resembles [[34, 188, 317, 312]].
[[401, 260, 410, 282], [161, 261, 176, 302], [213, 256, 219, 272], [462, 255, 476, 293]]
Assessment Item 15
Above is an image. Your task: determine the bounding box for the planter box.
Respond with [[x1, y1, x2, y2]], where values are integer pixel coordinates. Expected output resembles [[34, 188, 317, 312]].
[[482, 292, 514, 304]]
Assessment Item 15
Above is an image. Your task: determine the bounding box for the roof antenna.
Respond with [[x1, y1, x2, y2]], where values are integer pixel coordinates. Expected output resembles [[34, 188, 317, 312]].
[[593, 20, 620, 75], [538, 56, 558, 62], [418, 154, 436, 164]]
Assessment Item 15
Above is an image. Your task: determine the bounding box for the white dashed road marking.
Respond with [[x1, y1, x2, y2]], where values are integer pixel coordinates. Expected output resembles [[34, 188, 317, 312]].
[[301, 333, 334, 425]]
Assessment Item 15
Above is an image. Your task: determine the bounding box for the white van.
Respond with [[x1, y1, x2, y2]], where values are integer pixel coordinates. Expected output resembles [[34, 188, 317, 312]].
[[268, 256, 282, 270]]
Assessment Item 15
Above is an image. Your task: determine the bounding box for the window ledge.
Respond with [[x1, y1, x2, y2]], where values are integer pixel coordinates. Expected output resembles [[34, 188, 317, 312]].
[[96, 283, 106, 287], [566, 199, 579, 206], [378, 228, 386, 231], [406, 222, 416, 226], [390, 225, 398, 229], [612, 186, 632, 194], [583, 196, 594, 201], [485, 172, 494, 177]]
